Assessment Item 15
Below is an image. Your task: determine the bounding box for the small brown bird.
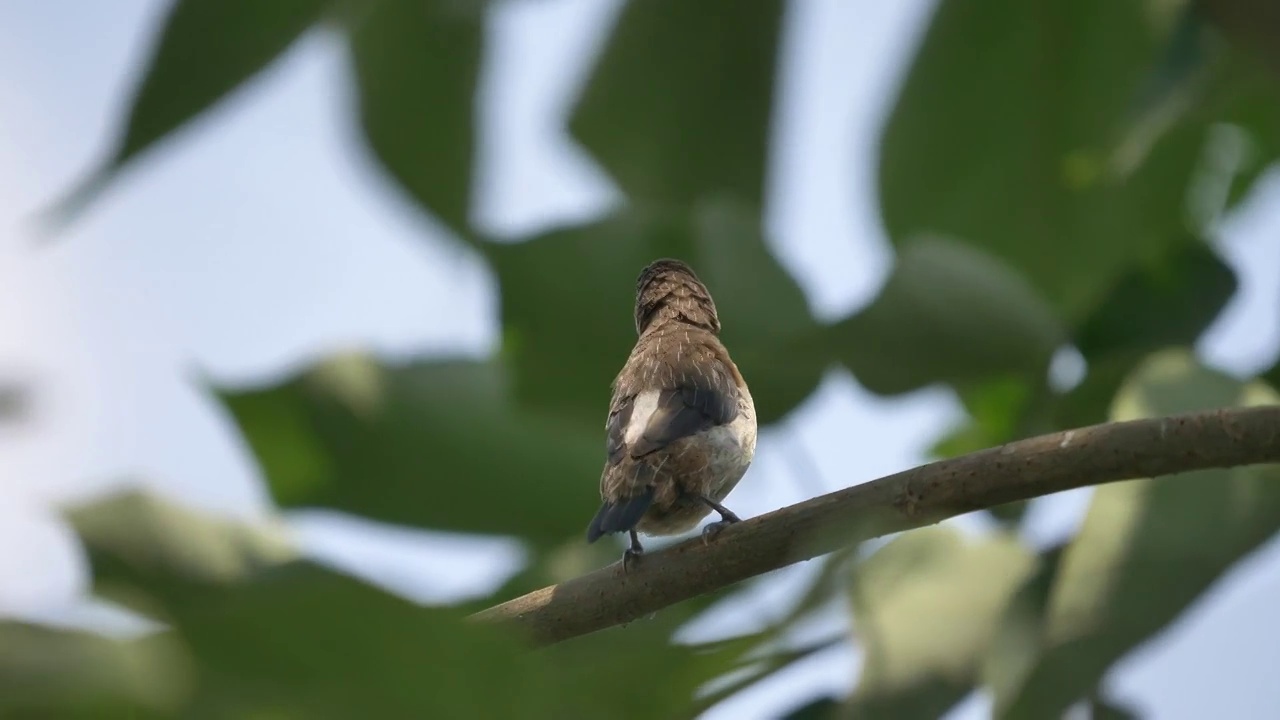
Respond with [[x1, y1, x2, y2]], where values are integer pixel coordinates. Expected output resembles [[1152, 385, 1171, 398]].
[[586, 258, 757, 568]]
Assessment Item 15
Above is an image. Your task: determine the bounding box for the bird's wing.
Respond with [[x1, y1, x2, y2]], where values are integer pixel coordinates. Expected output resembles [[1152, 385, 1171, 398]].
[[614, 348, 740, 460]]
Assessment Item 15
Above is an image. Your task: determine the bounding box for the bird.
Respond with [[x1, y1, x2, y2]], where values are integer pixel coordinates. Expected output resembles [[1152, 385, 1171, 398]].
[[585, 258, 757, 569]]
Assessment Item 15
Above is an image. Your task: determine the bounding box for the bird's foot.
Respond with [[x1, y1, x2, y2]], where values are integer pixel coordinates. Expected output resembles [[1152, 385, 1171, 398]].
[[623, 529, 645, 573], [622, 547, 644, 573], [695, 495, 742, 546], [701, 517, 740, 545]]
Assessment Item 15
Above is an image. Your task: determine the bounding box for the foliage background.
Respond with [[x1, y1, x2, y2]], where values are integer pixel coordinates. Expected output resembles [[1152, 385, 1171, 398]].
[[2, 0, 1280, 717]]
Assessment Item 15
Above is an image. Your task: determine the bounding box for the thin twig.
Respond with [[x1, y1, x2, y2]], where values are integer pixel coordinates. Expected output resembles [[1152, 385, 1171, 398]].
[[471, 405, 1280, 647]]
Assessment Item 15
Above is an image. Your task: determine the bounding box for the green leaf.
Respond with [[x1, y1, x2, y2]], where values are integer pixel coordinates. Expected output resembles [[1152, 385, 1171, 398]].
[[66, 492, 755, 718], [879, 0, 1208, 322], [929, 377, 1039, 460], [1073, 239, 1236, 360], [1090, 695, 1141, 720], [1265, 360, 1280, 391], [982, 544, 1069, 704], [67, 489, 298, 594], [1111, 1, 1280, 217], [1214, 53, 1280, 211], [930, 237, 1237, 477], [997, 349, 1280, 718], [689, 637, 845, 716], [783, 696, 841, 720], [489, 201, 823, 425], [0, 621, 188, 717], [830, 237, 1065, 396], [52, 0, 329, 222], [1201, 0, 1280, 83], [220, 353, 602, 547], [344, 0, 484, 236], [1054, 238, 1237, 428], [569, 0, 784, 206], [844, 526, 1037, 719]]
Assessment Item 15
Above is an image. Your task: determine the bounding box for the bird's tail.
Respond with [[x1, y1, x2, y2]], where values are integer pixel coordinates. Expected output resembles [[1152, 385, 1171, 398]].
[[586, 486, 655, 543]]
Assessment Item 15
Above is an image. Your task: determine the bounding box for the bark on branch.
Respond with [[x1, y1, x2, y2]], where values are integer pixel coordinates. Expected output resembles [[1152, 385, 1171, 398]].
[[471, 405, 1280, 647]]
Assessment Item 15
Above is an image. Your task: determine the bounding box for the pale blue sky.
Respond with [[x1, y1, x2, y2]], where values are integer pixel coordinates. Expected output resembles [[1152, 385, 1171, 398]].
[[2, 1, 1279, 718]]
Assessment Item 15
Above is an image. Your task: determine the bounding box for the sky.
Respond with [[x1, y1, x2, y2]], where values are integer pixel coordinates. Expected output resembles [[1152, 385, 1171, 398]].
[[2, 0, 1280, 717]]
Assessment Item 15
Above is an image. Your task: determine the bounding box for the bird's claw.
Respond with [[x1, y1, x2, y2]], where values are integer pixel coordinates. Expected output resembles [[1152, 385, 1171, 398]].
[[701, 518, 738, 545], [623, 547, 644, 573]]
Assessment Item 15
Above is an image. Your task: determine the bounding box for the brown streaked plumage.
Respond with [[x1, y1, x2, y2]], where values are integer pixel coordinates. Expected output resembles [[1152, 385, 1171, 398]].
[[585, 258, 757, 568]]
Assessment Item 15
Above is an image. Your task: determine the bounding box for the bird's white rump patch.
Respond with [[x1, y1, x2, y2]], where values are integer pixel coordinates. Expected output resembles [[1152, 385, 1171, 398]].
[[624, 389, 662, 446]]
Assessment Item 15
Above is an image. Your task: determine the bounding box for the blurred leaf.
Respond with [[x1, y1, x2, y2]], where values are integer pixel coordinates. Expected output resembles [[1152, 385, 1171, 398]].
[[67, 489, 297, 594], [1090, 695, 1141, 720], [1118, 0, 1280, 216], [1215, 54, 1280, 210], [221, 353, 601, 547], [831, 237, 1065, 396], [879, 0, 1208, 322], [1074, 239, 1236, 359], [1111, 0, 1215, 182], [52, 0, 328, 222], [489, 201, 823, 425], [929, 377, 1038, 460], [0, 621, 188, 717], [0, 379, 30, 425], [1052, 352, 1144, 432], [1201, 0, 1280, 80], [67, 491, 756, 718], [784, 695, 841, 720], [569, 0, 783, 206], [1055, 238, 1237, 428], [344, 0, 483, 236], [1265, 359, 1280, 390], [998, 349, 1280, 718], [934, 237, 1237, 464], [844, 527, 1037, 719], [542, 618, 763, 720], [689, 636, 844, 716], [1130, 0, 1211, 117], [982, 543, 1069, 705]]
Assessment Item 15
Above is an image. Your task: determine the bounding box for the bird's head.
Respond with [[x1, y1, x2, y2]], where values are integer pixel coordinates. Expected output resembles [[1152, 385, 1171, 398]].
[[633, 258, 720, 336]]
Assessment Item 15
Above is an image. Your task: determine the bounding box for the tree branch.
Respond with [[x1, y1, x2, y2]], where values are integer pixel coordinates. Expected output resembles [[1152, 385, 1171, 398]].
[[470, 405, 1280, 646]]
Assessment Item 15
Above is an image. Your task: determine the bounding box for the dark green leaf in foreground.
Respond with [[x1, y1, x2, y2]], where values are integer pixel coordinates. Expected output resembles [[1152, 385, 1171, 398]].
[[220, 354, 601, 547], [843, 526, 1037, 719], [65, 491, 757, 718], [52, 0, 328, 221], [1055, 238, 1237, 429], [344, 0, 485, 237], [998, 350, 1280, 718], [878, 0, 1208, 322], [570, 0, 784, 206], [1073, 239, 1236, 361], [830, 237, 1065, 396], [489, 201, 824, 426]]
